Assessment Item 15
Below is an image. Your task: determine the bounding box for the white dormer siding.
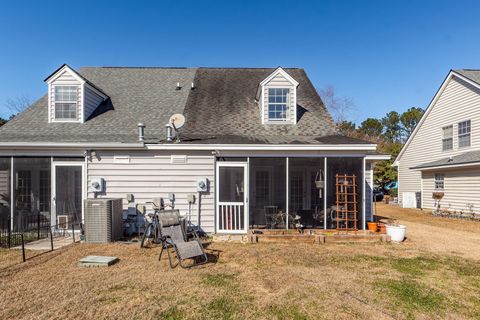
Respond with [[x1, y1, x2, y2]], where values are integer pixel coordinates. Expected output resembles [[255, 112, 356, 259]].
[[46, 65, 108, 123], [259, 68, 298, 124]]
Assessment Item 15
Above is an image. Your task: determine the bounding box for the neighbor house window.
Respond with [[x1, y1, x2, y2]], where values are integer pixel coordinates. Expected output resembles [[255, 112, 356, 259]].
[[434, 173, 444, 190], [458, 120, 471, 148], [268, 88, 289, 121], [442, 125, 453, 151], [54, 86, 78, 120]]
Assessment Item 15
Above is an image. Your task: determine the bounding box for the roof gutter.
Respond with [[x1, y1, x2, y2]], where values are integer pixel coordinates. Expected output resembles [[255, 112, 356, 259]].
[[0, 142, 145, 150], [365, 154, 391, 161], [145, 143, 377, 151]]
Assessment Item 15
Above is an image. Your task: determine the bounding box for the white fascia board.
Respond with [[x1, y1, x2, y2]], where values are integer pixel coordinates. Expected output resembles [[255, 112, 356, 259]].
[[146, 144, 377, 151], [259, 67, 299, 87], [365, 154, 391, 161], [0, 142, 145, 150], [45, 65, 86, 85], [394, 70, 480, 165]]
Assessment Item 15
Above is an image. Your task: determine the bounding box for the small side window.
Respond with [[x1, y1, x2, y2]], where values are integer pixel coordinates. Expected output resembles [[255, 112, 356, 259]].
[[434, 173, 444, 190], [442, 125, 453, 151], [458, 120, 471, 148]]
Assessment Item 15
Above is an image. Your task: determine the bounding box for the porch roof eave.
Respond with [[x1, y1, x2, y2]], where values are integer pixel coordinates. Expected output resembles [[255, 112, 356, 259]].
[[144, 143, 378, 152]]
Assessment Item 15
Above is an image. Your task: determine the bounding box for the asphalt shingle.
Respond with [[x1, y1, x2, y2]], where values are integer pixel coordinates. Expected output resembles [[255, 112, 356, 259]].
[[411, 149, 480, 169], [0, 66, 369, 145]]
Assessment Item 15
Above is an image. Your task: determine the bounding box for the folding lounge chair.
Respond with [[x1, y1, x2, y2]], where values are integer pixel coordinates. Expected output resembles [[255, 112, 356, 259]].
[[158, 210, 208, 268]]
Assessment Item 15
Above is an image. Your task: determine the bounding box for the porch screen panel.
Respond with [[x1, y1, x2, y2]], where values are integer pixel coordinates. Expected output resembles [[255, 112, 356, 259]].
[[325, 157, 363, 229], [288, 158, 325, 229], [55, 166, 82, 228], [249, 158, 286, 229], [0, 158, 11, 232], [13, 158, 51, 232]]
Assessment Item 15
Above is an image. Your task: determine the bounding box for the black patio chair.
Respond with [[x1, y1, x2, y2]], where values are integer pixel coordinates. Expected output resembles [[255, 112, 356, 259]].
[[158, 209, 208, 268]]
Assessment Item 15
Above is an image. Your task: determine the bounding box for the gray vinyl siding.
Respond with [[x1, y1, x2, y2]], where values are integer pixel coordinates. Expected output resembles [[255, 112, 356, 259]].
[[87, 151, 216, 233], [50, 71, 82, 122], [263, 73, 296, 124], [83, 86, 104, 120], [398, 75, 480, 210], [422, 167, 480, 211]]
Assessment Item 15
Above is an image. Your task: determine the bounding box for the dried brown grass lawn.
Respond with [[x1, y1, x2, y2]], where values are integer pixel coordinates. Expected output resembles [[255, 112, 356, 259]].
[[1, 204, 479, 320]]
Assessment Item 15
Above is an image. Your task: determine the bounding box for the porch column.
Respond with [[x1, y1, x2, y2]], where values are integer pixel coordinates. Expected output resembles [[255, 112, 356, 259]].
[[10, 156, 14, 230], [286, 157, 289, 230], [362, 157, 366, 230], [324, 157, 327, 230]]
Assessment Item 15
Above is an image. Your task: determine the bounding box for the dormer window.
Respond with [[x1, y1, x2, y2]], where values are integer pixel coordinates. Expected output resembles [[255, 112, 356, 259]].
[[268, 88, 289, 121], [54, 86, 79, 120], [45, 64, 108, 123], [257, 67, 298, 125]]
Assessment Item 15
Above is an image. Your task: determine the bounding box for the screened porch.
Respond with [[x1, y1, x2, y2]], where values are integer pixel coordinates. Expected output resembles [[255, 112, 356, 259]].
[[216, 156, 365, 233]]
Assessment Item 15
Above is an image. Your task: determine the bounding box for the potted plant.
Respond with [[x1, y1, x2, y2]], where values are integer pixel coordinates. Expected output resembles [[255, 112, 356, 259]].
[[367, 221, 378, 232], [314, 170, 324, 188], [377, 223, 387, 234], [385, 219, 406, 242]]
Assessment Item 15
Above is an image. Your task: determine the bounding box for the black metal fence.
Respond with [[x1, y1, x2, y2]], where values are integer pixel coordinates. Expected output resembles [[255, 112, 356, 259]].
[[1, 214, 83, 268], [1, 213, 51, 249]]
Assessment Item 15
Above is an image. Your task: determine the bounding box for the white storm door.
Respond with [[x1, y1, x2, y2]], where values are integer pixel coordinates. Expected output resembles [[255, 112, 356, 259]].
[[216, 162, 248, 234], [51, 162, 84, 228]]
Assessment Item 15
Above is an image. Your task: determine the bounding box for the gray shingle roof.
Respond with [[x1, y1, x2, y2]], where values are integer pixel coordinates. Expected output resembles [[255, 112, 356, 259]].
[[0, 67, 197, 143], [454, 69, 480, 85], [411, 150, 480, 169], [0, 66, 368, 145]]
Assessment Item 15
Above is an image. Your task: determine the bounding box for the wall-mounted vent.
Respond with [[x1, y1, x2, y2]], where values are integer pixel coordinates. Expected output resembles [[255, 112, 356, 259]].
[[171, 155, 187, 164], [114, 155, 130, 164]]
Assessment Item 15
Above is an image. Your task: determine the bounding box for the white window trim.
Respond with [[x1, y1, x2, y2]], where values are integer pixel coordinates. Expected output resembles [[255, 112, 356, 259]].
[[51, 85, 81, 123], [458, 119, 471, 148], [266, 87, 291, 122], [434, 173, 445, 191], [441, 125, 453, 152], [50, 84, 83, 122]]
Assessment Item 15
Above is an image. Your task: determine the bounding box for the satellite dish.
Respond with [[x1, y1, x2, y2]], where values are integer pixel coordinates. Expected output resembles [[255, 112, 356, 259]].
[[169, 114, 185, 129]]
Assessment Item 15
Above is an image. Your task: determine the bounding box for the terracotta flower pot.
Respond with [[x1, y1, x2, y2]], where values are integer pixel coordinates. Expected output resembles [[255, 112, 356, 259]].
[[367, 222, 378, 232], [378, 224, 387, 234]]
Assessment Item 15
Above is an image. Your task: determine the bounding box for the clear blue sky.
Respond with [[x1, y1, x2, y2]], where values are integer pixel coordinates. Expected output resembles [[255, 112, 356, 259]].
[[1, 0, 479, 123]]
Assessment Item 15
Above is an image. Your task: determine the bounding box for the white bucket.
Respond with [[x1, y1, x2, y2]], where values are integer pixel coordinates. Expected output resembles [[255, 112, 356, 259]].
[[386, 225, 406, 242]]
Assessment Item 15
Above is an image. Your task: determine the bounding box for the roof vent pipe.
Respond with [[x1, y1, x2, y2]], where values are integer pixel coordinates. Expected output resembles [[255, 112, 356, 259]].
[[138, 123, 145, 142], [191, 82, 195, 90], [176, 82, 181, 90], [166, 124, 173, 142]]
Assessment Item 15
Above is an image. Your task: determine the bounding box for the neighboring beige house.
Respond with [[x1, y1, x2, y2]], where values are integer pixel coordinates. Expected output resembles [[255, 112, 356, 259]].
[[394, 69, 480, 212]]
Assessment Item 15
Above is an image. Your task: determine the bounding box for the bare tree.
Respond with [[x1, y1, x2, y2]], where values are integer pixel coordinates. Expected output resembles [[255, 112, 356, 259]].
[[318, 85, 355, 124], [4, 95, 33, 115]]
